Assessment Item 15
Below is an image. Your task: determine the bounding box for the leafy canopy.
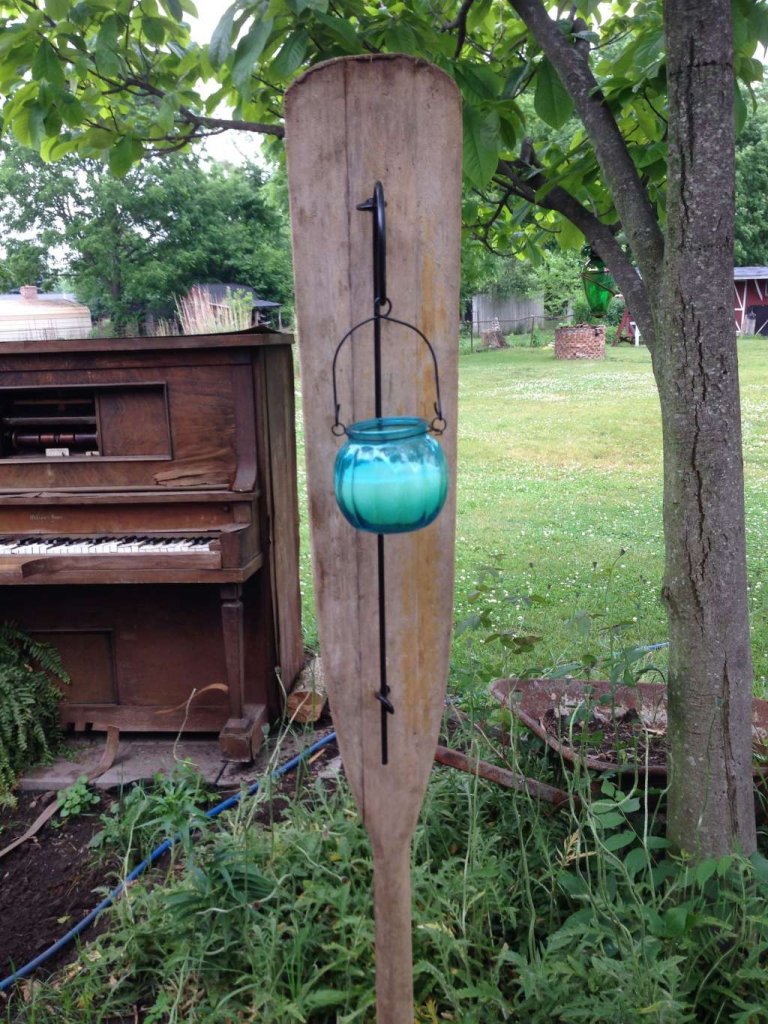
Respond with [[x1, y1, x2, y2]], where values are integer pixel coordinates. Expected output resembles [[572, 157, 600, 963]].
[[0, 139, 294, 328], [0, 0, 765, 263]]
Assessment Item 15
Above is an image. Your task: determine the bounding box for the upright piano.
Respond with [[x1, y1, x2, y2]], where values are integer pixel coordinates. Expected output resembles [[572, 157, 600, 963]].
[[0, 328, 303, 760]]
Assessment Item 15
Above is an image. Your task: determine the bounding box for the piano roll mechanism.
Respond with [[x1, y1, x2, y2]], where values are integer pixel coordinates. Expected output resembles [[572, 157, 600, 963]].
[[0, 329, 303, 760]]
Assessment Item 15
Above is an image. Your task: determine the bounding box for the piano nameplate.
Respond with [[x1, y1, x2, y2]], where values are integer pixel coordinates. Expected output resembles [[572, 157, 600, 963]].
[[0, 501, 248, 535]]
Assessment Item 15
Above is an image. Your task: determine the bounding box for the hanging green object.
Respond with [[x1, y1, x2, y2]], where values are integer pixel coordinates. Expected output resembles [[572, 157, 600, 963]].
[[581, 251, 615, 318]]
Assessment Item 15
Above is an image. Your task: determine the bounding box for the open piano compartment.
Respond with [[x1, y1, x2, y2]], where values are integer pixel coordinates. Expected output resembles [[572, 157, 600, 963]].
[[0, 329, 304, 762]]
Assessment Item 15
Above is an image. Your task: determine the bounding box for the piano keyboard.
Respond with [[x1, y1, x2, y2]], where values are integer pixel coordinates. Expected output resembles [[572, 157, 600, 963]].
[[0, 535, 216, 556]]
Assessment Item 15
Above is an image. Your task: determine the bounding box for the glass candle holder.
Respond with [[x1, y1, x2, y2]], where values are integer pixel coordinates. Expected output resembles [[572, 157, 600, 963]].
[[334, 416, 448, 534]]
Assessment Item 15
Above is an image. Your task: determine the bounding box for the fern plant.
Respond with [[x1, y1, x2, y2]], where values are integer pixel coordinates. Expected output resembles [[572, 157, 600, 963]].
[[0, 623, 69, 805]]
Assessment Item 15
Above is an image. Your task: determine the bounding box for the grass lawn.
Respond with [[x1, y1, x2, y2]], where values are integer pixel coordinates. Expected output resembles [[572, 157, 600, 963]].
[[299, 336, 768, 693]]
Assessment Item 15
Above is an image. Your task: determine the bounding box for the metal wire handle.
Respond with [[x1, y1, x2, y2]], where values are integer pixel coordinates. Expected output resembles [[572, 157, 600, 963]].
[[330, 312, 446, 436]]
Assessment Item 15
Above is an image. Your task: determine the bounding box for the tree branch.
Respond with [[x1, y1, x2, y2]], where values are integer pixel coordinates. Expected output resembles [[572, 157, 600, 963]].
[[115, 75, 286, 140], [495, 154, 654, 338], [178, 112, 284, 139], [506, 0, 664, 303], [442, 0, 478, 57]]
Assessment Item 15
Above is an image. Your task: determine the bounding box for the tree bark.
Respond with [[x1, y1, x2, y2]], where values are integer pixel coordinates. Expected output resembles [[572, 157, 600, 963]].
[[652, 0, 756, 857]]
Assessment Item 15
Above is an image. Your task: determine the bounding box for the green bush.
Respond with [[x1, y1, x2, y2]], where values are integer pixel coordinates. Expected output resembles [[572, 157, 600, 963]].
[[12, 757, 768, 1023], [0, 623, 69, 805]]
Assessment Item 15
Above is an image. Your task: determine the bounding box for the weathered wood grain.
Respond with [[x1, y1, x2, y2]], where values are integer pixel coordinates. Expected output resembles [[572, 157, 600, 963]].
[[285, 54, 461, 1023], [257, 346, 304, 693]]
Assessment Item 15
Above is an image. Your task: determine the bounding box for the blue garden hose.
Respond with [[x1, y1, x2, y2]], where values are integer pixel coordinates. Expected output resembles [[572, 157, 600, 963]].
[[0, 730, 338, 993]]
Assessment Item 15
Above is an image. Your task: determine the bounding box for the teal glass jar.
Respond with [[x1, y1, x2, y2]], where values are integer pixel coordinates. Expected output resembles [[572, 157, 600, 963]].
[[334, 416, 448, 534]]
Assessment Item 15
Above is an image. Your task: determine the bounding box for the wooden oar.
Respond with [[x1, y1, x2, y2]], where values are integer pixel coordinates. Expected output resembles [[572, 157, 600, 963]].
[[285, 55, 461, 1023]]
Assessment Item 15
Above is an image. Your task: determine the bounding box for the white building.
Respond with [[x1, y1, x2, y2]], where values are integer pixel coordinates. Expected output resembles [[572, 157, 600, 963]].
[[0, 285, 92, 342]]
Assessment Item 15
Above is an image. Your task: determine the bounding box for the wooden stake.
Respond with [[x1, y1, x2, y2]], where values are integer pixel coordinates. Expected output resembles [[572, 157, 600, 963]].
[[285, 55, 461, 1022]]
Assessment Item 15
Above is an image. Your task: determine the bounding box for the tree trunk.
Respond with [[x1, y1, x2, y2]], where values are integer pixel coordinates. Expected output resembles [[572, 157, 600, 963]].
[[651, 0, 756, 857]]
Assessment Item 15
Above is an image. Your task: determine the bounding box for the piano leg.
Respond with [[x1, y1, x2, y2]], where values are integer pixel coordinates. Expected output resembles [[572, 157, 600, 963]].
[[218, 583, 267, 762]]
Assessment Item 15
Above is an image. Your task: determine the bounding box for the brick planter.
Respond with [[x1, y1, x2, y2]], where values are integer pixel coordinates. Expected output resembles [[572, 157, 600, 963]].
[[554, 324, 605, 359]]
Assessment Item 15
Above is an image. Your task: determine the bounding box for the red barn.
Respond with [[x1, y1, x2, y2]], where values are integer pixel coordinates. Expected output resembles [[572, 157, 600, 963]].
[[734, 267, 768, 334]]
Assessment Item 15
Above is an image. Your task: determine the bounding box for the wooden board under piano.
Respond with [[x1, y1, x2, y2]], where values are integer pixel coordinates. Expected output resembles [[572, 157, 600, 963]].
[[0, 329, 303, 760]]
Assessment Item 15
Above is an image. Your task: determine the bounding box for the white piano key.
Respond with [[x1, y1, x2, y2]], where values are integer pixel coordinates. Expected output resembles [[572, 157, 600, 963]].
[[0, 534, 217, 557]]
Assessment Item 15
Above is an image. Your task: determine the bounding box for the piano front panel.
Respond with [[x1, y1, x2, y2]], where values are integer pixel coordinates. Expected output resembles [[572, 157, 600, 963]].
[[0, 362, 243, 490], [1, 584, 272, 731]]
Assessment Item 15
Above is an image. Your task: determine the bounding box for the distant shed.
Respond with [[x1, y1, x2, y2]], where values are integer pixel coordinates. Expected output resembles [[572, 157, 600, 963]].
[[0, 286, 92, 342], [188, 283, 282, 327], [734, 267, 768, 335]]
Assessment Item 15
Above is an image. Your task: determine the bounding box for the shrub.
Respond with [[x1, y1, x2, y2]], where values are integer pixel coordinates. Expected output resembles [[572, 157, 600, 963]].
[[0, 623, 69, 805]]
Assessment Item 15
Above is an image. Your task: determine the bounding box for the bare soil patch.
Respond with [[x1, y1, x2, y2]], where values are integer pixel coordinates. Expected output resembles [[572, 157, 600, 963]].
[[542, 704, 668, 769], [0, 792, 111, 979]]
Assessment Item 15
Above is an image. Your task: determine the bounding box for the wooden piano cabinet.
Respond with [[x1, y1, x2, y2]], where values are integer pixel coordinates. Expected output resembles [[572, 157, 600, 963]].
[[0, 580, 276, 746], [0, 330, 304, 762]]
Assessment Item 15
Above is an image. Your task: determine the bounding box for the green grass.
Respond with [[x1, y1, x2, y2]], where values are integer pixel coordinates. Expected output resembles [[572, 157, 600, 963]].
[[301, 336, 768, 692], [10, 726, 768, 1024], [453, 342, 666, 687]]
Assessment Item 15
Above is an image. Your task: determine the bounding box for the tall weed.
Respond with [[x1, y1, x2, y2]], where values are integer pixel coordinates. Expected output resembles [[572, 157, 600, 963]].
[[11, 733, 768, 1023]]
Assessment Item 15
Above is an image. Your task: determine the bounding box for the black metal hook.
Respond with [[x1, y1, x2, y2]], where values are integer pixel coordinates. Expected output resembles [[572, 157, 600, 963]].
[[357, 181, 387, 308], [330, 313, 446, 436]]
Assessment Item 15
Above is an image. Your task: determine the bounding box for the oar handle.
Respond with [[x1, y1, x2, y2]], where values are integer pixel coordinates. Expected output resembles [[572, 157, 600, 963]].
[[372, 840, 414, 1024]]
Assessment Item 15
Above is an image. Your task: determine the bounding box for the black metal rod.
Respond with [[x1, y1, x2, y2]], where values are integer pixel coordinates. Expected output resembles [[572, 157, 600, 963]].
[[374, 303, 382, 419], [376, 533, 391, 765], [358, 182, 393, 764]]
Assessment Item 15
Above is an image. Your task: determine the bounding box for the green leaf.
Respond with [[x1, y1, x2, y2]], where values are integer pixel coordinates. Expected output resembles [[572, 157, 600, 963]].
[[155, 95, 177, 134], [386, 21, 419, 55], [59, 92, 85, 127], [142, 17, 166, 45], [209, 4, 236, 69], [717, 854, 734, 877], [462, 105, 499, 189], [231, 19, 274, 91], [662, 904, 692, 938], [623, 846, 647, 881], [558, 870, 588, 896], [314, 12, 360, 50], [292, 0, 329, 12], [734, 82, 748, 135], [749, 850, 768, 885], [44, 0, 70, 18], [12, 103, 46, 148], [645, 836, 671, 850], [694, 858, 718, 886], [96, 13, 119, 52], [271, 28, 309, 79], [94, 14, 121, 76], [593, 812, 624, 828], [108, 135, 142, 177], [556, 217, 583, 250], [603, 830, 637, 852], [161, 0, 184, 19], [43, 105, 62, 137], [80, 126, 117, 151], [502, 63, 530, 100], [455, 61, 503, 102], [304, 989, 349, 1010], [40, 134, 80, 161], [32, 39, 65, 89], [534, 58, 573, 130]]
